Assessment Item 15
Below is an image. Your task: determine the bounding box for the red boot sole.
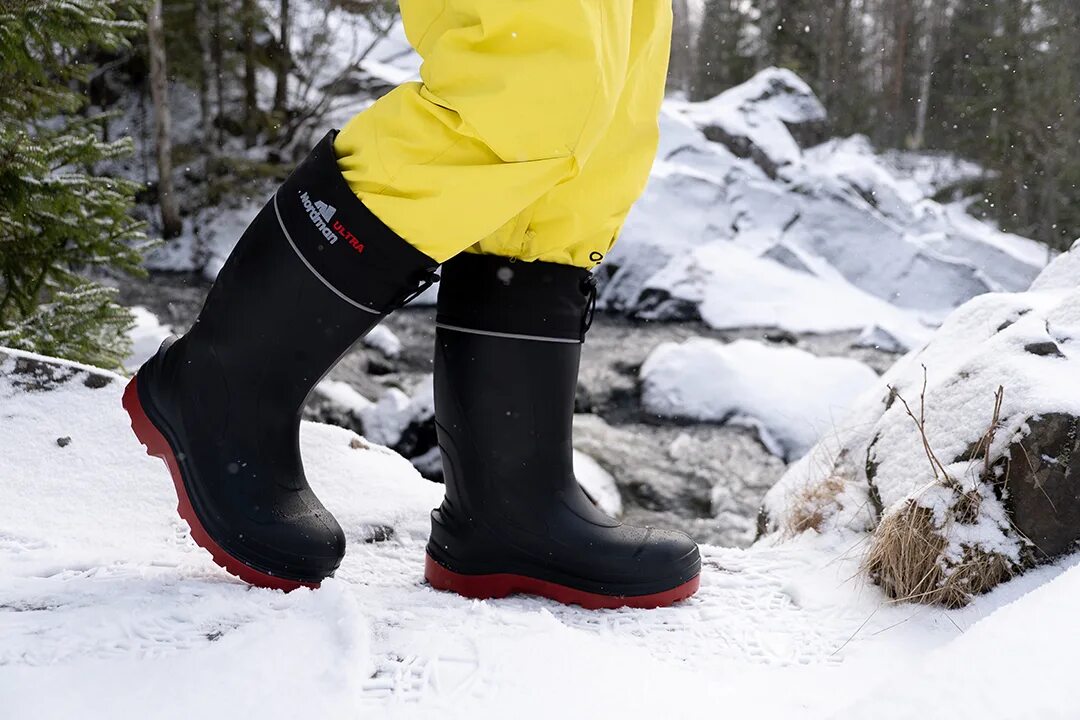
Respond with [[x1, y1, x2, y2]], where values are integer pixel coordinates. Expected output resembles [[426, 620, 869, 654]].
[[123, 375, 316, 592], [424, 553, 700, 609]]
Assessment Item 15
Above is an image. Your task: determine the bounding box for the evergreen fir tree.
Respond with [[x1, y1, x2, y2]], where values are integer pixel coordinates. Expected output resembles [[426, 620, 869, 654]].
[[694, 0, 752, 100], [0, 0, 147, 369]]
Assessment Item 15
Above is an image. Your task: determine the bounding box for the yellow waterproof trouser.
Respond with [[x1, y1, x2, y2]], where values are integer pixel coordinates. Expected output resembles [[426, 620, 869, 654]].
[[333, 0, 672, 269]]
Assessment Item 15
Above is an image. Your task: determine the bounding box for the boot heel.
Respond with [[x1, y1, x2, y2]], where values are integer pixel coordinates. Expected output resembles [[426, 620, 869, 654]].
[[123, 375, 315, 592]]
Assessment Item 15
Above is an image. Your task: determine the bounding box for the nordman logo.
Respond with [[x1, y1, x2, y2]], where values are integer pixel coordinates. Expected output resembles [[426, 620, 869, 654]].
[[299, 191, 364, 254]]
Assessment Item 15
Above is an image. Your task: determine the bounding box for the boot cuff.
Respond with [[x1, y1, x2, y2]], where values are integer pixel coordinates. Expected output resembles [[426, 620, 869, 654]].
[[436, 253, 595, 343], [274, 131, 438, 314]]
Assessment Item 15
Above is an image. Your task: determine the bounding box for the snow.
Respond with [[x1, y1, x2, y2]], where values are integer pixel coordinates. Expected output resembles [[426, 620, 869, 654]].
[[316, 378, 374, 415], [879, 147, 985, 199], [641, 338, 880, 461], [123, 306, 172, 371], [355, 375, 434, 448], [3, 346, 1080, 718], [678, 67, 827, 174], [1031, 238, 1080, 291], [839, 559, 1080, 720], [762, 247, 1080, 569], [363, 323, 403, 357], [572, 451, 623, 518], [602, 69, 1049, 339], [641, 240, 933, 344]]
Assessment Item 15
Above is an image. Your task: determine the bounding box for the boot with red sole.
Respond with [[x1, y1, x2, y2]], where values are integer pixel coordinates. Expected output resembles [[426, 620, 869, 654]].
[[425, 254, 701, 609], [124, 131, 438, 591]]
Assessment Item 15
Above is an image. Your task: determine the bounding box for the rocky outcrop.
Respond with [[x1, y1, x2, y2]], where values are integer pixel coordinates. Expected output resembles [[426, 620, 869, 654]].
[[602, 71, 1047, 334], [0, 348, 116, 393], [1003, 413, 1080, 559], [682, 67, 829, 177], [760, 243, 1080, 606]]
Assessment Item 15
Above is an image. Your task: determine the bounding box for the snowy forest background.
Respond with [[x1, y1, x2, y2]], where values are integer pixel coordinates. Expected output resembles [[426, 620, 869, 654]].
[[136, 0, 1080, 252]]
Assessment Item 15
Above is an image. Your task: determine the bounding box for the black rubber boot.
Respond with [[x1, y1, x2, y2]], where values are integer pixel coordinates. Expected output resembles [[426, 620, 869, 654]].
[[425, 254, 701, 609], [123, 131, 438, 590]]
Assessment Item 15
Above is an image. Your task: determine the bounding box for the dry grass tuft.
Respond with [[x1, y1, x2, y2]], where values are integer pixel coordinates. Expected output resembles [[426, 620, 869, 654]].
[[864, 500, 1016, 608], [785, 473, 848, 535]]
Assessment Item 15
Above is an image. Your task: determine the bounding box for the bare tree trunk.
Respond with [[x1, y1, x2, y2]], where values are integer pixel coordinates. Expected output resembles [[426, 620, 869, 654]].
[[273, 0, 290, 113], [912, 0, 937, 148], [242, 0, 258, 148], [211, 0, 225, 147], [194, 0, 213, 148], [668, 0, 693, 96], [890, 0, 913, 144], [147, 0, 182, 239]]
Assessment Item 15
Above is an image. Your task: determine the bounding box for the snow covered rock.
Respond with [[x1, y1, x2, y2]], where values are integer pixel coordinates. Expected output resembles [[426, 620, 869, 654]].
[[760, 244, 1080, 605], [680, 67, 828, 177], [313, 375, 440, 480], [602, 70, 1048, 337], [362, 324, 403, 358], [636, 240, 933, 344], [312, 376, 630, 513], [1003, 413, 1080, 557], [640, 338, 880, 461], [571, 451, 623, 518]]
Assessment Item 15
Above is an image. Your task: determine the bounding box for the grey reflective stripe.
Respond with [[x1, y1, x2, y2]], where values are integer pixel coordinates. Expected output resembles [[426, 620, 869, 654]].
[[436, 322, 581, 344], [272, 193, 382, 316]]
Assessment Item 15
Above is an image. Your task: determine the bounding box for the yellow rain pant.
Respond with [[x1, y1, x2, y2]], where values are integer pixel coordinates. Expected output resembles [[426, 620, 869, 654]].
[[333, 0, 672, 269]]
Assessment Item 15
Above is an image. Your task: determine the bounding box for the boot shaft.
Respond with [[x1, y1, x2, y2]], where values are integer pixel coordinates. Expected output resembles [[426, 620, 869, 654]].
[[433, 253, 598, 522]]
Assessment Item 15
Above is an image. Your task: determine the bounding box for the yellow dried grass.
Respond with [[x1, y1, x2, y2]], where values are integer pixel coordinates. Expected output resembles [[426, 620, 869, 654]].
[[864, 499, 1016, 608]]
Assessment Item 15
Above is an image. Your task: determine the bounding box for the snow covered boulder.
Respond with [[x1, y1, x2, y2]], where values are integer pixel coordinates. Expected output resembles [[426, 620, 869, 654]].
[[640, 338, 880, 461], [602, 69, 1047, 333], [679, 67, 828, 177], [312, 376, 440, 480], [636, 240, 933, 346], [760, 242, 1080, 606]]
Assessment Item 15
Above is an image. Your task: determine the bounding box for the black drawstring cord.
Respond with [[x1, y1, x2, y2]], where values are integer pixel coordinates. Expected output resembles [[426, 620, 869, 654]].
[[581, 273, 598, 338], [391, 269, 441, 311]]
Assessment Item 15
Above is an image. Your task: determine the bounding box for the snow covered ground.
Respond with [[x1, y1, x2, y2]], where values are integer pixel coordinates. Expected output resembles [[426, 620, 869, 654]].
[[4, 347, 1080, 719], [640, 338, 879, 460]]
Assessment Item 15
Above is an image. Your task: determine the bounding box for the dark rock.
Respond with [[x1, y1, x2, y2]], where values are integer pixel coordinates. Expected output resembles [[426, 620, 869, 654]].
[[702, 125, 782, 179], [360, 525, 395, 544], [392, 417, 438, 465], [56, 437, 72, 448], [0, 349, 114, 393], [623, 479, 669, 512], [1003, 413, 1080, 558], [762, 329, 799, 345], [410, 448, 444, 482], [630, 289, 703, 322], [865, 433, 884, 520], [754, 506, 770, 542], [785, 120, 828, 149], [574, 383, 596, 414], [761, 243, 815, 275], [954, 439, 984, 464], [995, 308, 1031, 333], [1024, 341, 1065, 359], [83, 374, 114, 389], [366, 356, 396, 376], [302, 397, 364, 436]]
